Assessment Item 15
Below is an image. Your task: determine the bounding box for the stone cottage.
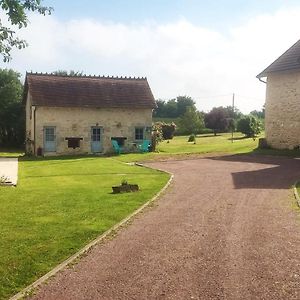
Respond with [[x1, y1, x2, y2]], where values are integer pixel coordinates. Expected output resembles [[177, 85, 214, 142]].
[[257, 39, 300, 149], [24, 73, 156, 155]]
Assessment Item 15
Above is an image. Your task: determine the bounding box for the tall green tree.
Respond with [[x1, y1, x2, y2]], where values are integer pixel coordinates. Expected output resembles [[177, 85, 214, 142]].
[[0, 0, 52, 62], [153, 95, 196, 118], [176, 96, 195, 116], [178, 106, 204, 135], [0, 68, 24, 147], [164, 99, 178, 118], [153, 99, 166, 117]]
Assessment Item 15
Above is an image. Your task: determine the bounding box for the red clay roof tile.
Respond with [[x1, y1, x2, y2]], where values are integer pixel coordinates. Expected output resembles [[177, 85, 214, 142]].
[[24, 73, 156, 108]]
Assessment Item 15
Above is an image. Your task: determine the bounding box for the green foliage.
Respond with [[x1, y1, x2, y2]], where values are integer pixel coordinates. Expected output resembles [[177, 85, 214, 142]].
[[0, 68, 24, 147], [180, 106, 203, 135], [250, 105, 265, 119], [0, 156, 170, 299], [176, 96, 195, 116], [0, 0, 52, 62], [178, 106, 204, 135], [151, 122, 164, 151], [52, 70, 84, 76], [197, 128, 213, 134], [153, 95, 196, 118], [237, 115, 262, 138], [188, 134, 196, 142], [161, 122, 176, 139], [227, 118, 236, 132]]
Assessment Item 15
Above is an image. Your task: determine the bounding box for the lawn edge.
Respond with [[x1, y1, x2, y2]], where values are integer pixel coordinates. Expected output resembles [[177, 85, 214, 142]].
[[293, 181, 300, 208], [9, 167, 174, 300]]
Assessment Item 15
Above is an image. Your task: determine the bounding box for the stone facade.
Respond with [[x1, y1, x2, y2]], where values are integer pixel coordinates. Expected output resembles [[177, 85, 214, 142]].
[[25, 102, 152, 155], [265, 70, 300, 149]]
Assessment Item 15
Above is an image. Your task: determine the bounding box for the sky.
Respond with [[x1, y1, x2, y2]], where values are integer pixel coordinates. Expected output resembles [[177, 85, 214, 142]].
[[2, 0, 300, 113]]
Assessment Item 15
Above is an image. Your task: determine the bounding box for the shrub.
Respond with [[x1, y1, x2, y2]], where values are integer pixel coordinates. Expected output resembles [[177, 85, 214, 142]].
[[188, 134, 196, 142], [198, 128, 214, 134], [237, 115, 261, 138], [161, 122, 176, 139], [151, 122, 163, 152]]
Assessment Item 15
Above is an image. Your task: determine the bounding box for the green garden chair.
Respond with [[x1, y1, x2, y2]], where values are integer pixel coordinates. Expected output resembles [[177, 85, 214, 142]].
[[138, 140, 151, 153], [112, 140, 123, 155]]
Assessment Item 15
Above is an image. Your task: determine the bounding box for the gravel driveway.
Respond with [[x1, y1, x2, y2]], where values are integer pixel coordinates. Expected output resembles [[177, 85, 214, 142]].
[[30, 155, 300, 300]]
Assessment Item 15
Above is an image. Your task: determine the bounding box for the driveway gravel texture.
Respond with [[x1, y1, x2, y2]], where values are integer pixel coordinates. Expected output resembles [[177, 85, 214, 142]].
[[30, 155, 300, 300]]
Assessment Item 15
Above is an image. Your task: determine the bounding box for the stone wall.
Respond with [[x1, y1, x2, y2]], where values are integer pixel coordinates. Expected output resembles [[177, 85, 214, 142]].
[[32, 106, 152, 155], [25, 92, 35, 154], [265, 70, 300, 149]]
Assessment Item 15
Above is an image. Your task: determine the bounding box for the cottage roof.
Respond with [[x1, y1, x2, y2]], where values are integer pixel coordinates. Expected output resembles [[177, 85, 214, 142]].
[[257, 40, 300, 78], [24, 73, 156, 109]]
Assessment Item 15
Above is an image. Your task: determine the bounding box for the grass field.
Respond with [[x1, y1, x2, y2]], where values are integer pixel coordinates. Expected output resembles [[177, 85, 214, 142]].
[[115, 132, 260, 162], [0, 156, 169, 299], [115, 132, 300, 162]]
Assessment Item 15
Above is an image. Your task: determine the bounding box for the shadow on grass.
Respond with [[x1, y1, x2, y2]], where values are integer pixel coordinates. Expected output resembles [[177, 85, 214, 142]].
[[196, 134, 221, 138]]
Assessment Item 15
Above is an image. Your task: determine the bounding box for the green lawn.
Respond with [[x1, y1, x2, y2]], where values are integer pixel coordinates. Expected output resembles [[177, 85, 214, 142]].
[[0, 148, 24, 157], [0, 156, 169, 299], [116, 132, 300, 163], [116, 132, 262, 162]]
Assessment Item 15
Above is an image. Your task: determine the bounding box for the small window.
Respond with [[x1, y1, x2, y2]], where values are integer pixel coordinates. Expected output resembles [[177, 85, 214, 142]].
[[135, 127, 144, 140], [111, 137, 127, 146], [65, 137, 82, 149]]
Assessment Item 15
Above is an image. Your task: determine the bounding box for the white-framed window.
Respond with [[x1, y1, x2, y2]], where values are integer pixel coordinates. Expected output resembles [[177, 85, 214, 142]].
[[135, 127, 144, 140]]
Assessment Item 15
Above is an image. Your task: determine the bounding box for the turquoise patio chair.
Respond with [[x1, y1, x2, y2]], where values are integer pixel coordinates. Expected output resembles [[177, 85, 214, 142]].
[[112, 140, 123, 155], [138, 140, 151, 153]]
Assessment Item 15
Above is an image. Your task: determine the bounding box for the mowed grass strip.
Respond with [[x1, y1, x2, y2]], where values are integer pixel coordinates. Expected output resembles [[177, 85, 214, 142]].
[[0, 156, 169, 299]]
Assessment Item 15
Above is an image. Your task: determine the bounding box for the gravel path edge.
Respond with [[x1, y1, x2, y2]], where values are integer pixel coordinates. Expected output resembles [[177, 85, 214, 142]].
[[9, 167, 173, 300], [293, 181, 300, 208]]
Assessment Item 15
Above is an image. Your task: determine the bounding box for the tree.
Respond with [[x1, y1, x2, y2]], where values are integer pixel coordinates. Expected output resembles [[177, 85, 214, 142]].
[[153, 96, 197, 119], [0, 0, 52, 62], [250, 105, 265, 119], [164, 99, 178, 118], [153, 99, 166, 117], [237, 115, 262, 138], [176, 96, 195, 116], [178, 106, 204, 135], [52, 70, 84, 76], [204, 107, 231, 135], [0, 68, 24, 147]]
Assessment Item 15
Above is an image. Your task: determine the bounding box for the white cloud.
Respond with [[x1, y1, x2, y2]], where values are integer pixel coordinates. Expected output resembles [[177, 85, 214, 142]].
[[4, 7, 300, 112]]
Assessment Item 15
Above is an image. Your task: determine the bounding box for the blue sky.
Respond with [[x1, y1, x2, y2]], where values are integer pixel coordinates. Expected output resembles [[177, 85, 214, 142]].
[[45, 0, 299, 29], [4, 0, 300, 112]]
